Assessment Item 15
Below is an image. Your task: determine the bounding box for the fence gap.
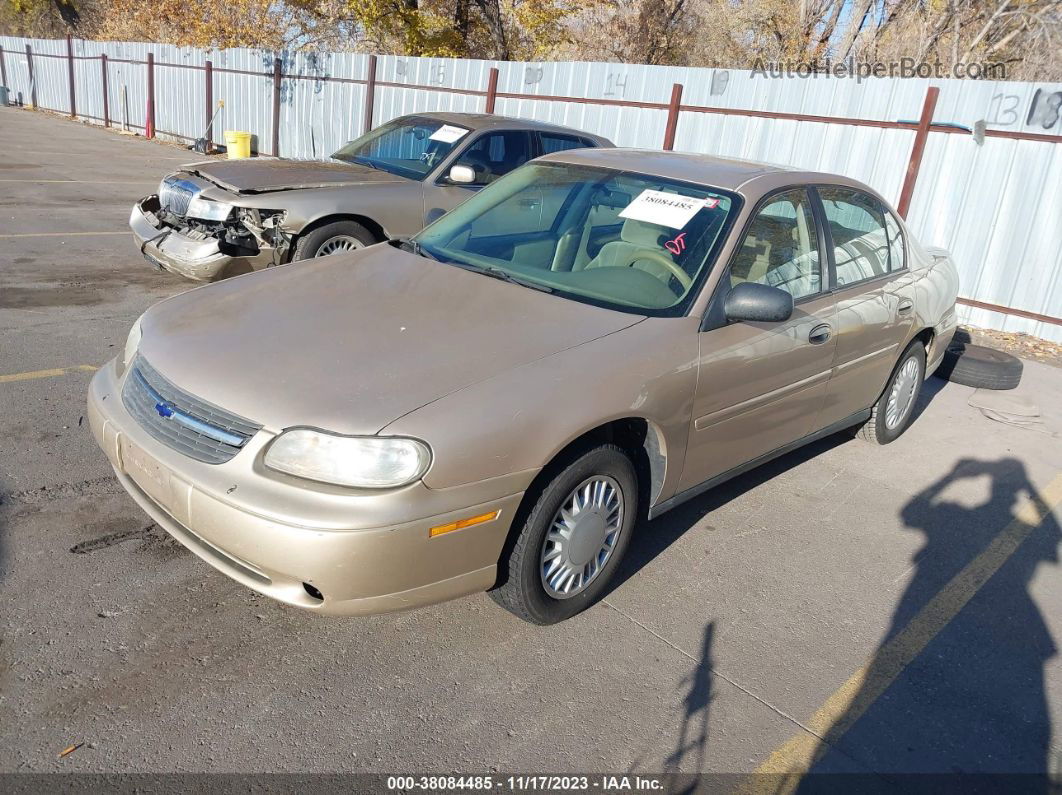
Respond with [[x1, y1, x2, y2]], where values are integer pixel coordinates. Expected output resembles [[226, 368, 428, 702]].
[[897, 86, 939, 219], [363, 54, 377, 135], [146, 52, 156, 138], [25, 44, 36, 108], [65, 35, 76, 118], [271, 56, 282, 156], [101, 53, 109, 127], [663, 83, 683, 150], [485, 67, 499, 113]]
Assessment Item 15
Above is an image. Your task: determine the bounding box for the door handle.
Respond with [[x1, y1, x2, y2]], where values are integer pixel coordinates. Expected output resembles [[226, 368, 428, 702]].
[[897, 299, 914, 314], [809, 323, 832, 345]]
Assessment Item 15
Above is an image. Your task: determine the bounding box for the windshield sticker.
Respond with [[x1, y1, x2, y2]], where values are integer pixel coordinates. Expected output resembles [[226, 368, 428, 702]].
[[429, 124, 470, 143], [619, 189, 714, 229]]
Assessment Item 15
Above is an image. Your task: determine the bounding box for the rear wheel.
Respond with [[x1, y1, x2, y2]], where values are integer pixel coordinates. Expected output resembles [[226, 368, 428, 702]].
[[490, 444, 638, 625], [292, 220, 377, 260], [857, 340, 926, 444]]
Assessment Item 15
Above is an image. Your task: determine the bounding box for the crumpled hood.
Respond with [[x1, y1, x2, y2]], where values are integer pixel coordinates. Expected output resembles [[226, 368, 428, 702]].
[[185, 158, 404, 193], [137, 247, 643, 435]]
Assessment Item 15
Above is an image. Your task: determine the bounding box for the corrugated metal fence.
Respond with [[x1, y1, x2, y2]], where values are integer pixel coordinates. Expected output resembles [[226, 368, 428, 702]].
[[1, 36, 1060, 341]]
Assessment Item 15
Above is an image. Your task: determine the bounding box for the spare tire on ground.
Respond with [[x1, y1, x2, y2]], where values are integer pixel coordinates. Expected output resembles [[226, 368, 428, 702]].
[[935, 340, 1023, 390]]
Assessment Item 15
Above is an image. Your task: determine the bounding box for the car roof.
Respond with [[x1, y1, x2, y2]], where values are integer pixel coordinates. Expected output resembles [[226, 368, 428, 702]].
[[403, 112, 613, 145], [535, 147, 879, 200]]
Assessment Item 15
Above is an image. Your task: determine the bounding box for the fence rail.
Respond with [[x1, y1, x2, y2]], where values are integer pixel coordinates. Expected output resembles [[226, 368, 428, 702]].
[[1, 35, 1060, 341]]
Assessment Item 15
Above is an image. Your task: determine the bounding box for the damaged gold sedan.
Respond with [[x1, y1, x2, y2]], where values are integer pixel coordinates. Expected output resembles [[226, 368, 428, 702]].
[[130, 112, 611, 281]]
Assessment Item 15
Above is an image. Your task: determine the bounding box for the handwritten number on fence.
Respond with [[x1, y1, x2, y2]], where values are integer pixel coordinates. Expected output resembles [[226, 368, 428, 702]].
[[604, 72, 627, 98], [987, 93, 1020, 126]]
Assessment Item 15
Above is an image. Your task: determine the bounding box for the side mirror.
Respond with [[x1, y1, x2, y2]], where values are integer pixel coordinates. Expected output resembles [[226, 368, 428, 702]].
[[448, 164, 477, 184], [724, 282, 794, 323]]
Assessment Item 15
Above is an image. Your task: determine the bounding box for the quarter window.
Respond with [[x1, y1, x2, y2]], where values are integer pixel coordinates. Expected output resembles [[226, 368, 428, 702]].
[[818, 187, 890, 286], [884, 211, 906, 272], [730, 189, 822, 300]]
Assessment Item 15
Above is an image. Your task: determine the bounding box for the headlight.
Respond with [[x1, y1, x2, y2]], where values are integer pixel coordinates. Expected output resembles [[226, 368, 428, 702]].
[[264, 429, 432, 489], [186, 196, 234, 221], [117, 314, 144, 377]]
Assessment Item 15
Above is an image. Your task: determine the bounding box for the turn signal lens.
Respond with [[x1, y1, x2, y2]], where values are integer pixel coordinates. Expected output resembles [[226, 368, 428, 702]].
[[430, 510, 501, 538]]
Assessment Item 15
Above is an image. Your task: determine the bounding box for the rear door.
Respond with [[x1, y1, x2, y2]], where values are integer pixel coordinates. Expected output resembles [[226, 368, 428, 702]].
[[678, 187, 837, 492], [813, 186, 918, 428]]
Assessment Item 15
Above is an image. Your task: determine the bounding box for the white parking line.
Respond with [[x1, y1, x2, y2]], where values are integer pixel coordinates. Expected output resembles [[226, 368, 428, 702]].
[[0, 231, 128, 239]]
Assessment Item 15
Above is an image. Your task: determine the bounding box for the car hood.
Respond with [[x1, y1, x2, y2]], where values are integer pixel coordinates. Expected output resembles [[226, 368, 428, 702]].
[[137, 247, 644, 435], [185, 159, 405, 193]]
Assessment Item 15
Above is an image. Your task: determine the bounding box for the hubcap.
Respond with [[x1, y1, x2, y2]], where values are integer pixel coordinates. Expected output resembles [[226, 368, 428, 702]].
[[315, 235, 363, 257], [885, 355, 921, 429], [540, 476, 624, 599]]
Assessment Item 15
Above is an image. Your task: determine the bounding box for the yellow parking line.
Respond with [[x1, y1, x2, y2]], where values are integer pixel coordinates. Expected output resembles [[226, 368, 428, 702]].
[[0, 365, 98, 384], [0, 231, 128, 239], [748, 471, 1062, 791]]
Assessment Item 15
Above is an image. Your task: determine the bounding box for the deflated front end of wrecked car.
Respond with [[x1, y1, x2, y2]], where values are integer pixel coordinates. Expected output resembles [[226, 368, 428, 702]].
[[130, 173, 290, 281]]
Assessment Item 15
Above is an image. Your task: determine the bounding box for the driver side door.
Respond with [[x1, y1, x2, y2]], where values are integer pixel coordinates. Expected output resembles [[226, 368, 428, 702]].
[[678, 188, 838, 493], [423, 131, 534, 225]]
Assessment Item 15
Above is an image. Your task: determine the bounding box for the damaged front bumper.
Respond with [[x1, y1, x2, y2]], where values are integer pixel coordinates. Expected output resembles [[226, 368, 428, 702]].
[[130, 196, 276, 282]]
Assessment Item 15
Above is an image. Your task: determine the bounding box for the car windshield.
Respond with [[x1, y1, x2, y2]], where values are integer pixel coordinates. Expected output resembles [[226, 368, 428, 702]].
[[332, 117, 471, 180], [414, 162, 737, 315]]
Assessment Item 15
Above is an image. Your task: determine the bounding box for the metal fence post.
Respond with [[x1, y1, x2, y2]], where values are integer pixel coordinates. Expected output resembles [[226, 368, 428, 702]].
[[271, 56, 282, 156], [362, 54, 377, 135], [146, 52, 156, 138], [101, 53, 109, 127], [205, 59, 214, 150], [663, 83, 683, 150], [25, 44, 36, 108], [0, 46, 8, 90], [897, 86, 939, 219], [66, 34, 77, 118], [485, 67, 499, 113]]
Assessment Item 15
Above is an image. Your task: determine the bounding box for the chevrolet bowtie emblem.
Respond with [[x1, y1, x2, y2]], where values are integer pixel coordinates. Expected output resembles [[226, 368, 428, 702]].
[[155, 402, 174, 418]]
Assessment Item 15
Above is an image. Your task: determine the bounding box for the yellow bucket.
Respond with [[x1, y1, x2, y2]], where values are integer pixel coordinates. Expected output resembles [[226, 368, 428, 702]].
[[224, 130, 252, 159]]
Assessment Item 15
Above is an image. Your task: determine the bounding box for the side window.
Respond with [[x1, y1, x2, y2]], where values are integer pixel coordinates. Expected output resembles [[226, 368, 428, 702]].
[[453, 132, 532, 186], [884, 211, 906, 272], [730, 189, 821, 300], [539, 133, 592, 155], [818, 187, 890, 286]]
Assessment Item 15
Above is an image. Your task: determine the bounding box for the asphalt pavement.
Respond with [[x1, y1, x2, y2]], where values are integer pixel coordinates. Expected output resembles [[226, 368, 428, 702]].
[[1, 107, 1061, 783]]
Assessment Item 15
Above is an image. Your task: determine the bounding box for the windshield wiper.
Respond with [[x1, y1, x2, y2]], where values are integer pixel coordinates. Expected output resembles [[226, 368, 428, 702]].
[[347, 156, 384, 172], [454, 263, 555, 293], [390, 237, 439, 261]]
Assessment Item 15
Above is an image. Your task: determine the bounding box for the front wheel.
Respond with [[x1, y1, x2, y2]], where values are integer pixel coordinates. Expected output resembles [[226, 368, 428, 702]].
[[292, 220, 377, 260], [490, 444, 638, 625], [857, 340, 926, 444]]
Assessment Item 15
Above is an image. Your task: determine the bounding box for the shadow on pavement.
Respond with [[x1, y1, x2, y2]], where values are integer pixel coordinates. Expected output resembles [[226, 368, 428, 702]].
[[665, 622, 715, 785], [798, 457, 1060, 786]]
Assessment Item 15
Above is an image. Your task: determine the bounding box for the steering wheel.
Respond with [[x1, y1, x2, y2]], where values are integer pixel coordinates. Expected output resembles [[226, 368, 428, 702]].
[[621, 248, 693, 293]]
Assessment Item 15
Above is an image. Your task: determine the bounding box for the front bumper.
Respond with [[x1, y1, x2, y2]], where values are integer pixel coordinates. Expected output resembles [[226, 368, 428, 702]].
[[87, 359, 531, 615], [130, 197, 273, 282]]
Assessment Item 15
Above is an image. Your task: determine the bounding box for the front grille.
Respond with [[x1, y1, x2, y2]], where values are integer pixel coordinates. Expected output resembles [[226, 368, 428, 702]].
[[159, 176, 198, 216], [122, 356, 261, 464]]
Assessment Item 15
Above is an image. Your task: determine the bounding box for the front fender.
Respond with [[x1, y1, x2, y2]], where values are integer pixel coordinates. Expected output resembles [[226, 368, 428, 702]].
[[381, 317, 701, 507]]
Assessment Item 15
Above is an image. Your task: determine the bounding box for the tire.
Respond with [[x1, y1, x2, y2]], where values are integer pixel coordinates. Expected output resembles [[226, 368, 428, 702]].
[[935, 342, 1022, 390], [857, 340, 926, 445], [291, 220, 377, 261], [490, 444, 638, 625]]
